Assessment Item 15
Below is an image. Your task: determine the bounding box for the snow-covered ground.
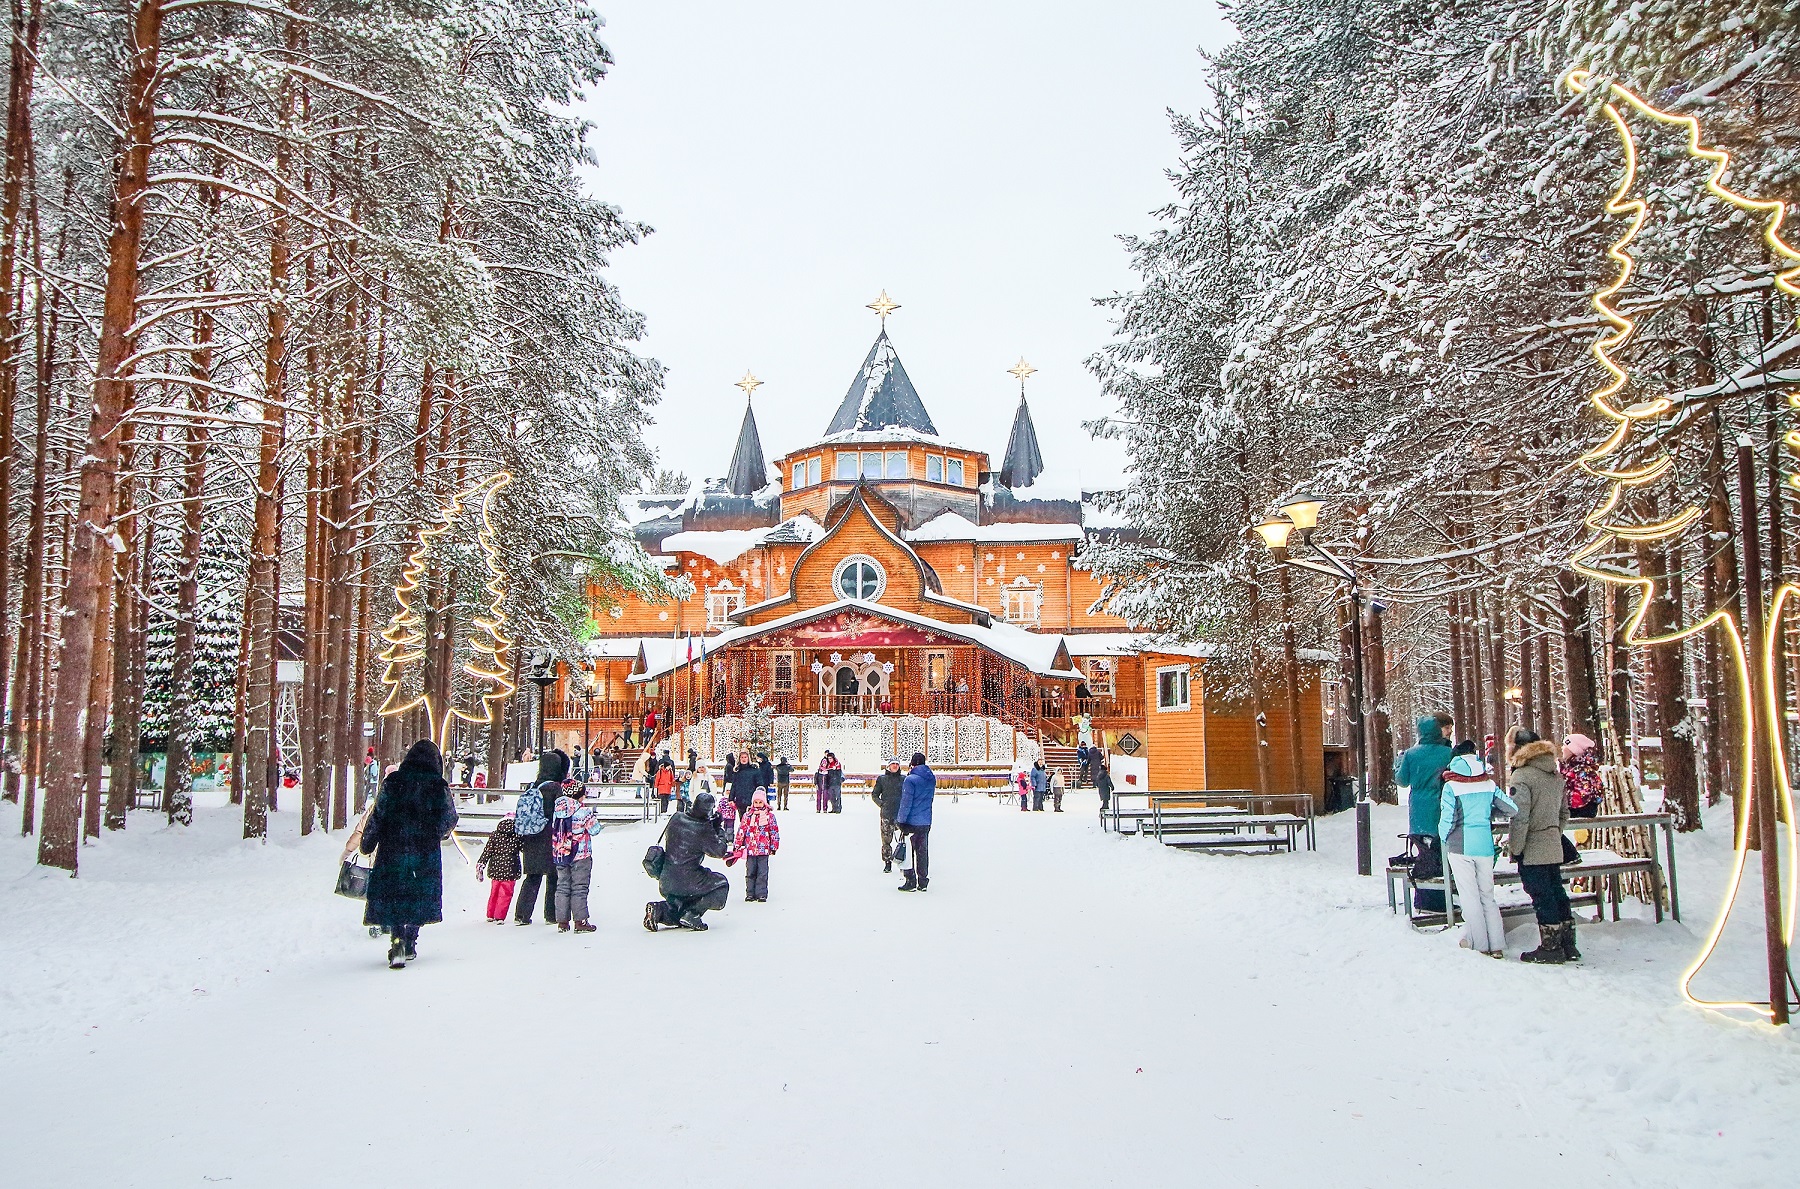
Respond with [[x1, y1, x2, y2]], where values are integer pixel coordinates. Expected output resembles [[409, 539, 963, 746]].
[[3, 790, 1797, 1187]]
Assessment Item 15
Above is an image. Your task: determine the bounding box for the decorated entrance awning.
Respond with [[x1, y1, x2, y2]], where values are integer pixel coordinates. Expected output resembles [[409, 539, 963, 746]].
[[627, 598, 1082, 684]]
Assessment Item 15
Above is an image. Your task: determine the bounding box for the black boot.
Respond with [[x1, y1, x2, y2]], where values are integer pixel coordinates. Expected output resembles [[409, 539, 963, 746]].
[[1520, 923, 1567, 964], [644, 902, 663, 932], [402, 937, 417, 963], [387, 939, 406, 969], [898, 870, 918, 892], [1562, 922, 1582, 962], [678, 911, 709, 931], [917, 876, 929, 891], [884, 859, 892, 873]]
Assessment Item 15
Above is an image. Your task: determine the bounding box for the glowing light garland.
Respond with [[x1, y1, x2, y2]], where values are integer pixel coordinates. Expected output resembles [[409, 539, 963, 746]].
[[376, 471, 517, 753], [1565, 70, 1799, 1020]]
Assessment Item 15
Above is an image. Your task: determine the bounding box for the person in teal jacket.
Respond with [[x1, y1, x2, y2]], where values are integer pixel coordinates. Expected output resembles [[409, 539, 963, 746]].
[[1438, 752, 1518, 957], [1395, 715, 1453, 835]]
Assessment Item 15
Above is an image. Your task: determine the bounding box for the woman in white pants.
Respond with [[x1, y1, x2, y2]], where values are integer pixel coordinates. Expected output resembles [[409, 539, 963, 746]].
[[1438, 752, 1518, 957]]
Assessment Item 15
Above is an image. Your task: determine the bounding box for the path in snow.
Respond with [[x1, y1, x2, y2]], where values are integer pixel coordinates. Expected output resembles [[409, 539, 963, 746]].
[[3, 791, 1798, 1187]]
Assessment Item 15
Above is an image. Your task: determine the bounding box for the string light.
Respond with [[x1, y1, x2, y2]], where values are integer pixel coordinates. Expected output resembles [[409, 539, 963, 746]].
[[1565, 70, 1799, 1019], [376, 471, 517, 752]]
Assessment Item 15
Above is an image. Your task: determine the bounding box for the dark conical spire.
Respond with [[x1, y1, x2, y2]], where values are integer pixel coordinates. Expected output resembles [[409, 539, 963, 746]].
[[825, 330, 938, 436], [724, 400, 767, 496], [998, 393, 1045, 489]]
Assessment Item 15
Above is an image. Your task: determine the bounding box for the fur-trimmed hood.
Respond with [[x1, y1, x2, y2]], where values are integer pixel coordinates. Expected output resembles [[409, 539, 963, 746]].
[[1508, 739, 1559, 771]]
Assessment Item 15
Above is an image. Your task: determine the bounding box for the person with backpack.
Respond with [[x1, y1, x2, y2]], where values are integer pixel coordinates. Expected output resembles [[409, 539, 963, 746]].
[[730, 789, 780, 902], [512, 750, 568, 926], [645, 790, 732, 931], [475, 811, 522, 923], [551, 780, 602, 934], [1438, 749, 1517, 958]]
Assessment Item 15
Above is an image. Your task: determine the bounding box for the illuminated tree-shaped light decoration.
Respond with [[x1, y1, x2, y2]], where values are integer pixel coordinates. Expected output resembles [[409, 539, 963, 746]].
[[377, 471, 517, 752], [1565, 69, 1799, 1020]]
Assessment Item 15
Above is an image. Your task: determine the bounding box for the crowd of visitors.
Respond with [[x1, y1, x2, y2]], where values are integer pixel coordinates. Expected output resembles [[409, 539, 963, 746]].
[[355, 736, 1146, 963], [1395, 711, 1598, 965]]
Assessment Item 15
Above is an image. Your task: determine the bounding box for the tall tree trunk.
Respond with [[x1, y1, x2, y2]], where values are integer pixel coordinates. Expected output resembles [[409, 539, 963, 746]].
[[36, 0, 162, 871], [163, 306, 212, 823], [103, 427, 139, 830], [1363, 602, 1394, 802], [1638, 542, 1702, 829], [1557, 573, 1600, 738]]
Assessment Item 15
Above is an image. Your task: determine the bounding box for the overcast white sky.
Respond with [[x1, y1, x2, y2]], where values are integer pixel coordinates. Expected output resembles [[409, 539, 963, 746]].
[[575, 1, 1234, 493]]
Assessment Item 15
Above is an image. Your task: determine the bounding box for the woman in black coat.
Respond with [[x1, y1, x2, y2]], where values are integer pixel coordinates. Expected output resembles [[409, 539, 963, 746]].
[[644, 791, 731, 932], [512, 749, 569, 926], [361, 740, 458, 968]]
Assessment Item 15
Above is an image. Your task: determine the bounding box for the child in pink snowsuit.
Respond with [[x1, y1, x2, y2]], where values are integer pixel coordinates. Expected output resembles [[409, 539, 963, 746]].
[[476, 813, 521, 922], [729, 789, 780, 902]]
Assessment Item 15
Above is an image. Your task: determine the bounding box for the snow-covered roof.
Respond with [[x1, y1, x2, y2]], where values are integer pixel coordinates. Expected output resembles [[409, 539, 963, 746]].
[[1063, 633, 1332, 665], [812, 426, 954, 448], [824, 330, 938, 436], [905, 511, 1084, 543], [629, 598, 1081, 683], [658, 515, 825, 565]]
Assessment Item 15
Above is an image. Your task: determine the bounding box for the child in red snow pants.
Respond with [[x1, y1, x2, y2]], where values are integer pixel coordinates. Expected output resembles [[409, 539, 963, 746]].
[[486, 879, 516, 921]]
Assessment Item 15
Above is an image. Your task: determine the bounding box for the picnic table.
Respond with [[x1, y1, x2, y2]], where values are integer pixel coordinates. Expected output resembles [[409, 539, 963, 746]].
[[1151, 792, 1316, 851], [1387, 812, 1679, 930]]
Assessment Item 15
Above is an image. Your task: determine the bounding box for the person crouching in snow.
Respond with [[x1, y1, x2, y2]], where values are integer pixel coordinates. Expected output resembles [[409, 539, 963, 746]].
[[730, 789, 781, 902], [551, 781, 602, 934], [1438, 749, 1517, 958], [646, 791, 732, 931], [476, 812, 522, 922]]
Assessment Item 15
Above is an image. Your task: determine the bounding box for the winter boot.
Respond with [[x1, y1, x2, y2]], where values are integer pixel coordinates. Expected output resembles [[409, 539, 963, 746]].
[[387, 939, 406, 969], [1520, 923, 1568, 964], [678, 911, 709, 931], [514, 918, 532, 927], [573, 920, 596, 934], [917, 876, 929, 891], [898, 870, 918, 892], [1562, 922, 1582, 962], [402, 938, 417, 963], [643, 902, 663, 932], [557, 921, 571, 933], [884, 860, 892, 873]]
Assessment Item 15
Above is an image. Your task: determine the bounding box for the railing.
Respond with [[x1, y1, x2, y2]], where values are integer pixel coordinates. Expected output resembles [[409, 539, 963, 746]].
[[1072, 696, 1144, 721], [543, 699, 644, 723]]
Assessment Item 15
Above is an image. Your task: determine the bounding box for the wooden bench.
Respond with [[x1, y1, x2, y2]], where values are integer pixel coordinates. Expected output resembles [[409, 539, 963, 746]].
[[1157, 814, 1308, 853], [1152, 793, 1315, 852]]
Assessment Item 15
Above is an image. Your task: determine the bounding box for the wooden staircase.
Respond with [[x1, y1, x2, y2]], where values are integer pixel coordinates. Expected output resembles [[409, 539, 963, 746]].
[[1042, 744, 1082, 787]]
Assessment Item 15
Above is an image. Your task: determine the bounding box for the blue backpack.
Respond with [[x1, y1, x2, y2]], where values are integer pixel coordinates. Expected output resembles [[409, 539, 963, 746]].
[[514, 783, 550, 837]]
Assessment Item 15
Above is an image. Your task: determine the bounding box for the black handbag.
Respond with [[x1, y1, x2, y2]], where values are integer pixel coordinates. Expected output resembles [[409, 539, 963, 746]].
[[336, 801, 377, 899], [335, 857, 372, 899], [893, 833, 908, 864], [641, 817, 673, 880]]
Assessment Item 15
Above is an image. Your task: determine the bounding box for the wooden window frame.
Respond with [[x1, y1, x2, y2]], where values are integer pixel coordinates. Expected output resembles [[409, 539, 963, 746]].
[[1156, 664, 1191, 712]]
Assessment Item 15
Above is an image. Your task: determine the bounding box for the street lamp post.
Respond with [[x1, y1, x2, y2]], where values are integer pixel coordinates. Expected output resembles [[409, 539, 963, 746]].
[[526, 648, 557, 756], [578, 667, 596, 780], [1252, 494, 1374, 876]]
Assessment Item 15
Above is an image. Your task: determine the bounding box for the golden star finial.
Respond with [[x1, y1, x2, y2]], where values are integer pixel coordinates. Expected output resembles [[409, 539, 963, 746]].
[[735, 371, 763, 400], [1008, 357, 1037, 389], [866, 290, 901, 326]]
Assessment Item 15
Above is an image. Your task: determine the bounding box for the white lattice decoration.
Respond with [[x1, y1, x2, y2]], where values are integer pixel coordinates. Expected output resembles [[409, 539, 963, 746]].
[[1015, 733, 1040, 767], [666, 730, 683, 763], [711, 717, 743, 764], [957, 716, 988, 763], [926, 715, 958, 765], [896, 716, 926, 763], [830, 714, 865, 733], [772, 716, 801, 766], [989, 726, 1014, 765]]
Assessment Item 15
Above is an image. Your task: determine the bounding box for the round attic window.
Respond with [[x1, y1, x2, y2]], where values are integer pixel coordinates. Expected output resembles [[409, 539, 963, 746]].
[[833, 555, 886, 602]]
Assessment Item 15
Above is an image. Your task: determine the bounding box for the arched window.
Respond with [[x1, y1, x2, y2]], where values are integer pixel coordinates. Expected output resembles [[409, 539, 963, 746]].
[[833, 555, 885, 602]]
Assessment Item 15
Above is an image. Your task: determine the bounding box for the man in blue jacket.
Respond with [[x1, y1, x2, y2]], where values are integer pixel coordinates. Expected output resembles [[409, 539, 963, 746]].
[[896, 751, 935, 892]]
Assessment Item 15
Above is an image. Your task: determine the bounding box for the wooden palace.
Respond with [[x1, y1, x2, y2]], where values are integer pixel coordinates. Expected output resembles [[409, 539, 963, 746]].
[[537, 313, 1326, 799]]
